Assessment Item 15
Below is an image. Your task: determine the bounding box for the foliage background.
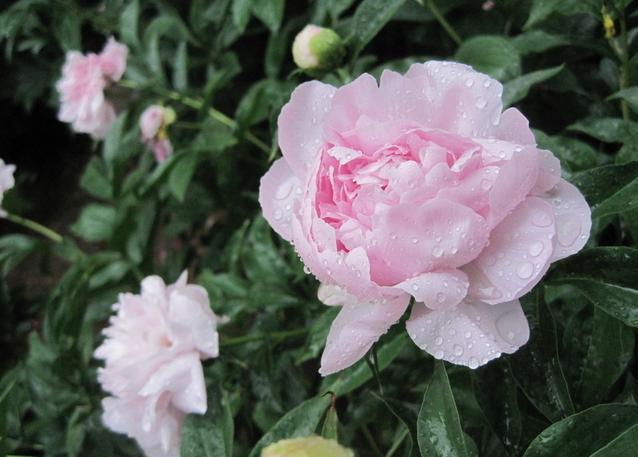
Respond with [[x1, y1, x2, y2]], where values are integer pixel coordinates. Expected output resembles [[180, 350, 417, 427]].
[[1, 0, 638, 456]]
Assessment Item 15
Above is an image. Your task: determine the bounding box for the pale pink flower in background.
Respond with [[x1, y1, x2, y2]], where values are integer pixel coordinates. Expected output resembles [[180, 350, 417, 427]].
[[139, 105, 175, 163], [56, 37, 128, 139], [95, 272, 220, 457], [0, 159, 16, 217], [259, 61, 591, 375]]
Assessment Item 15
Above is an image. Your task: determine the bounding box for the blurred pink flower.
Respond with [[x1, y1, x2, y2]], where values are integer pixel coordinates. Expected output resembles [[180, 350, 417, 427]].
[[95, 272, 220, 457], [259, 61, 591, 375], [139, 105, 175, 163], [0, 159, 16, 217], [56, 37, 128, 139]]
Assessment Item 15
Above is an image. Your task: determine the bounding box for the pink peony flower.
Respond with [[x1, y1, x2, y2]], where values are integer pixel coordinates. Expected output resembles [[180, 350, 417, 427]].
[[0, 159, 16, 217], [56, 37, 128, 139], [259, 61, 591, 375], [95, 272, 220, 457], [139, 105, 175, 163]]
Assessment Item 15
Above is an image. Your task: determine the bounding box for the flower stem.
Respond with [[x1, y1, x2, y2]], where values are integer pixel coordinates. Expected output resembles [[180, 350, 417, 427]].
[[425, 0, 462, 46], [617, 11, 631, 121], [5, 213, 63, 243], [221, 328, 306, 347], [119, 80, 271, 154], [366, 345, 384, 395]]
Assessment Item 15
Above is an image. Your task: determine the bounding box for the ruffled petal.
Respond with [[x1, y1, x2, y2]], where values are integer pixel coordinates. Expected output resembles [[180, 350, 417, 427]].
[[394, 269, 469, 309], [543, 179, 592, 261], [319, 293, 410, 376], [493, 107, 535, 145], [278, 81, 337, 178], [259, 158, 303, 241], [466, 197, 555, 304], [406, 298, 529, 368]]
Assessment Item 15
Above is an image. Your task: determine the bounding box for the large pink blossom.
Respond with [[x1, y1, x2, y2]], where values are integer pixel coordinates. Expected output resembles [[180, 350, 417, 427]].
[[95, 272, 220, 457], [0, 159, 16, 217], [259, 61, 591, 375], [56, 37, 128, 139]]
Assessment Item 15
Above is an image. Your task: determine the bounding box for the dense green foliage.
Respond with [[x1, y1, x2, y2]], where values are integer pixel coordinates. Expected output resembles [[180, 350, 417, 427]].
[[1, 0, 638, 456]]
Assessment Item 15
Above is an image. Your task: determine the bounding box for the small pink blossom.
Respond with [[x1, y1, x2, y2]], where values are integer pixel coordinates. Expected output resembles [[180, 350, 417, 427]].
[[259, 61, 591, 375], [139, 105, 175, 163], [56, 37, 128, 139], [0, 159, 16, 218], [95, 272, 220, 457]]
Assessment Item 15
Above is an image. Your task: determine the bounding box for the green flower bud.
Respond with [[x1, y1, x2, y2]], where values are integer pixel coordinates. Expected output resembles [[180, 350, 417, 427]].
[[292, 25, 345, 71], [261, 436, 354, 457]]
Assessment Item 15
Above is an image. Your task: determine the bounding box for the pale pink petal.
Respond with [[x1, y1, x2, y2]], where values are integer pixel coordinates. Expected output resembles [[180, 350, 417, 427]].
[[405, 61, 504, 138], [278, 81, 337, 178], [466, 197, 555, 304], [487, 146, 539, 227], [319, 293, 410, 376], [99, 37, 129, 81], [369, 198, 489, 284], [395, 269, 469, 309], [406, 298, 529, 368], [259, 158, 303, 241], [493, 107, 536, 145], [532, 149, 561, 194], [317, 284, 357, 306], [543, 179, 592, 261]]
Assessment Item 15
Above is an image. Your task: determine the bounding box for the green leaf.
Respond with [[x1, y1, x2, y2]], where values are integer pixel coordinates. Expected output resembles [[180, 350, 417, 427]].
[[248, 395, 330, 457], [608, 87, 638, 114], [295, 307, 340, 364], [548, 247, 638, 327], [321, 333, 407, 396], [523, 0, 562, 30], [418, 361, 469, 457], [103, 113, 127, 166], [320, 401, 339, 441], [568, 118, 637, 143], [181, 387, 234, 457], [579, 307, 634, 407], [523, 404, 638, 457], [251, 0, 284, 32], [509, 289, 574, 422], [169, 151, 200, 202], [372, 391, 418, 456], [350, 0, 407, 56], [534, 131, 606, 172], [455, 36, 521, 81], [569, 162, 638, 218], [232, 0, 253, 31], [512, 30, 569, 55], [502, 65, 563, 107], [79, 158, 112, 200], [53, 13, 80, 51], [0, 234, 38, 276], [71, 204, 116, 242], [119, 0, 140, 48]]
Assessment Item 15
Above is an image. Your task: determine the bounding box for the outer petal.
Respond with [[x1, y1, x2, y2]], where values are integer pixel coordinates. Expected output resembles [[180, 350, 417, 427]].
[[318, 284, 357, 306], [405, 61, 504, 138], [543, 179, 591, 261], [493, 107, 535, 145], [319, 294, 410, 376], [259, 158, 303, 241], [532, 149, 561, 195], [278, 81, 337, 178], [466, 197, 555, 304], [99, 37, 129, 81], [395, 269, 469, 309], [406, 298, 529, 368]]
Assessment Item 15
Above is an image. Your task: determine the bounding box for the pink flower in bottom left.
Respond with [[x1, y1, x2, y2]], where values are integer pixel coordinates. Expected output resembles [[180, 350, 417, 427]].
[[95, 272, 220, 457]]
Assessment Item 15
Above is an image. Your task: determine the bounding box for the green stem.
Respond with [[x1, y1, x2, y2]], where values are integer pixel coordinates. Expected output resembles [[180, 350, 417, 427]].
[[385, 428, 410, 457], [425, 0, 462, 46], [362, 424, 384, 457], [221, 328, 306, 347], [120, 80, 271, 154], [5, 213, 63, 243], [366, 346, 384, 395]]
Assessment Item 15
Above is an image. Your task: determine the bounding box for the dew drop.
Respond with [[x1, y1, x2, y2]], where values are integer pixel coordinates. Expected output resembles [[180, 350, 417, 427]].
[[434, 350, 444, 359], [475, 97, 487, 109], [273, 209, 283, 220], [468, 357, 479, 369], [465, 78, 474, 87], [516, 262, 534, 279], [436, 292, 445, 303], [432, 246, 444, 258], [275, 181, 293, 200], [434, 336, 443, 346], [453, 344, 464, 356]]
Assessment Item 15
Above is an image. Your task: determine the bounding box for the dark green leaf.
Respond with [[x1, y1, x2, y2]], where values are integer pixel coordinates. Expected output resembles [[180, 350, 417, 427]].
[[103, 114, 127, 166], [503, 65, 563, 107], [512, 31, 569, 55], [119, 0, 140, 48], [320, 401, 339, 441], [169, 151, 200, 202], [232, 0, 253, 31], [570, 162, 638, 208], [523, 404, 638, 457], [455, 36, 521, 81], [568, 118, 637, 143], [251, 0, 284, 32], [71, 204, 116, 242], [181, 387, 234, 457], [350, 0, 407, 56], [248, 395, 330, 457], [418, 361, 469, 457], [173, 41, 188, 91]]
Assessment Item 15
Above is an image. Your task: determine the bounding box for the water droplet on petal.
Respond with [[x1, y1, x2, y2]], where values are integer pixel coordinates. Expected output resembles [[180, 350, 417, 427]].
[[516, 262, 534, 280], [453, 344, 464, 356], [434, 336, 443, 346], [275, 181, 293, 200], [529, 241, 544, 257], [432, 246, 444, 258], [434, 350, 444, 359], [468, 357, 479, 369], [475, 97, 487, 109]]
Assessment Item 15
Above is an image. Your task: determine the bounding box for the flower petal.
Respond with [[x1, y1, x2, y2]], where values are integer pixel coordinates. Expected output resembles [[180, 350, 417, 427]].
[[394, 269, 469, 309], [406, 298, 529, 368], [259, 158, 303, 241], [466, 197, 555, 304], [543, 179, 592, 261], [493, 107, 535, 145], [278, 81, 337, 178], [319, 293, 410, 376]]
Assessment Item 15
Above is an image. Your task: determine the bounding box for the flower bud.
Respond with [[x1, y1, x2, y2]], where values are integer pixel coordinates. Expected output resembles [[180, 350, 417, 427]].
[[261, 436, 354, 457], [292, 25, 345, 72]]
